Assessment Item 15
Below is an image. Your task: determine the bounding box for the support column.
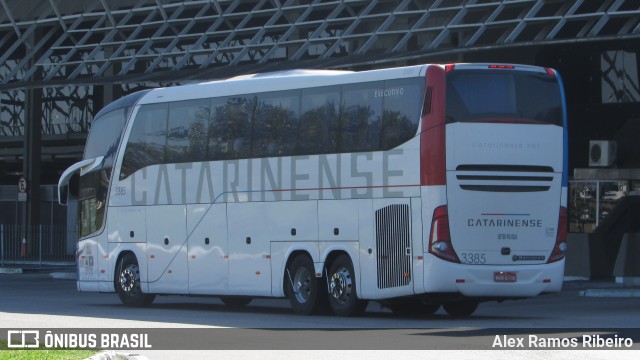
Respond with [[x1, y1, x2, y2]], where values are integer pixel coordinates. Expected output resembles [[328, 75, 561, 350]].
[[23, 86, 42, 255]]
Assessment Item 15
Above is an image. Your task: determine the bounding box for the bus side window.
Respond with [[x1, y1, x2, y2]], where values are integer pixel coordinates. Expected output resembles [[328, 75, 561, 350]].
[[253, 90, 299, 158], [166, 99, 210, 164], [299, 86, 340, 155], [120, 103, 168, 180], [341, 82, 383, 152], [209, 96, 252, 160], [380, 79, 422, 150]]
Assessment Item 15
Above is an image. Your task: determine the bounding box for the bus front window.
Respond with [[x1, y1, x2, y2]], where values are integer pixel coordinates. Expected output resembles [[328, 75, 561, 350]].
[[78, 107, 127, 238]]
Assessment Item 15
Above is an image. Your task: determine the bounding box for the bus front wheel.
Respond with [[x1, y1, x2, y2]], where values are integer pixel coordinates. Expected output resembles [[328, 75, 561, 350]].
[[115, 253, 156, 307], [327, 255, 368, 316]]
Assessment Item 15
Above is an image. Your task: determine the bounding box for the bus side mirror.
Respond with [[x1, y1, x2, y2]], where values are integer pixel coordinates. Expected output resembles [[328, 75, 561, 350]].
[[59, 184, 69, 206], [58, 157, 103, 206], [58, 173, 79, 206]]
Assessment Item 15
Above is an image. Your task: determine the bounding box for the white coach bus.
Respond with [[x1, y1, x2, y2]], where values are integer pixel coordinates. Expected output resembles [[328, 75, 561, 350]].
[[59, 63, 568, 317]]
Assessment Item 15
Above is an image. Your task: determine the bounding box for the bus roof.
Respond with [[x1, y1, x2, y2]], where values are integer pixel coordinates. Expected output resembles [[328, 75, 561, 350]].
[[138, 64, 427, 105]]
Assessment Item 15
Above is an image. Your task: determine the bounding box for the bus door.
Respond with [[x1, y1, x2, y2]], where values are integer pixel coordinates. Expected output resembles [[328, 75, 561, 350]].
[[186, 204, 229, 294], [146, 205, 188, 293]]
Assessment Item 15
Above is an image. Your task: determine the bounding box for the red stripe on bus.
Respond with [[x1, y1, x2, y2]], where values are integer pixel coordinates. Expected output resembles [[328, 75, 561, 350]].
[[421, 65, 446, 186]]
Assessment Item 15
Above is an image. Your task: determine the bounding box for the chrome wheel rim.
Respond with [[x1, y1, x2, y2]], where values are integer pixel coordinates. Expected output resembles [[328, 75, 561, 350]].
[[293, 267, 312, 304], [120, 264, 140, 296], [329, 266, 352, 304]]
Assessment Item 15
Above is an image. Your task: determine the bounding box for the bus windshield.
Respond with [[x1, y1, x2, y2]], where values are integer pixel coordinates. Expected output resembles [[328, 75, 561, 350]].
[[445, 70, 563, 126], [78, 108, 127, 238]]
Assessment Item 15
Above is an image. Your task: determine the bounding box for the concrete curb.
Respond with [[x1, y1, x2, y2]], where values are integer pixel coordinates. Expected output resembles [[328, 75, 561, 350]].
[[579, 288, 640, 297], [0, 268, 23, 274], [50, 272, 76, 280]]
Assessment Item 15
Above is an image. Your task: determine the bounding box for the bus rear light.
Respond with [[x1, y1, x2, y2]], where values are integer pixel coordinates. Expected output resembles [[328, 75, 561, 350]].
[[547, 207, 567, 263], [543, 279, 551, 283], [421, 65, 446, 186], [545, 68, 556, 76], [428, 206, 460, 263], [456, 279, 465, 283], [488, 64, 515, 69], [431, 241, 448, 253], [445, 64, 455, 72]]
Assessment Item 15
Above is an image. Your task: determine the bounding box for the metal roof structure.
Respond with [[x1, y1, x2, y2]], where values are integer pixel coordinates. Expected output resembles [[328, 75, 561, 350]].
[[1, 0, 640, 90], [1, 0, 640, 141]]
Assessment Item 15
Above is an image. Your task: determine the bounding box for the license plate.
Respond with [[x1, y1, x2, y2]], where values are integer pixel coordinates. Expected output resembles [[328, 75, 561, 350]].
[[494, 271, 517, 282]]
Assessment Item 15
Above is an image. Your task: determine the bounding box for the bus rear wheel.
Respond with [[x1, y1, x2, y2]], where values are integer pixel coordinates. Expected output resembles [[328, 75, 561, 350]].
[[115, 253, 155, 307], [327, 255, 368, 316], [442, 300, 478, 317], [286, 255, 326, 315]]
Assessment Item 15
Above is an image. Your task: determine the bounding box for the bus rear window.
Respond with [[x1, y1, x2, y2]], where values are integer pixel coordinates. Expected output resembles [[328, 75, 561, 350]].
[[445, 70, 562, 126]]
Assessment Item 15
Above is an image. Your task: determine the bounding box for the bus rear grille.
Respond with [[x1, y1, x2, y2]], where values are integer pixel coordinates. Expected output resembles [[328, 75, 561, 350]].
[[375, 204, 411, 289], [456, 164, 554, 193]]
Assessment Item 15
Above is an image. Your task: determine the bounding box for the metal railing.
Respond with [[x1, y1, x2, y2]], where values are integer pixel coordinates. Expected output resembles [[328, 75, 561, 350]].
[[0, 224, 75, 266]]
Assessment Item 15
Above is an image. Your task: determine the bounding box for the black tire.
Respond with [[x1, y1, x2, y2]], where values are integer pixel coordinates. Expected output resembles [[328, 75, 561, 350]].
[[115, 253, 156, 307], [220, 296, 252, 307], [327, 254, 368, 316], [442, 300, 479, 317], [285, 255, 326, 315], [386, 300, 440, 317], [419, 301, 441, 315]]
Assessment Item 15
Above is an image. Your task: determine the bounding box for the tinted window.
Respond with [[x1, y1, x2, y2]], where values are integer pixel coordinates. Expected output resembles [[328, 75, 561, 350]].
[[208, 96, 254, 160], [341, 82, 383, 152], [298, 87, 340, 154], [119, 77, 425, 173], [167, 99, 209, 163], [253, 91, 299, 157], [84, 108, 127, 161], [446, 70, 562, 125], [120, 103, 168, 179], [80, 107, 130, 237], [380, 78, 423, 149]]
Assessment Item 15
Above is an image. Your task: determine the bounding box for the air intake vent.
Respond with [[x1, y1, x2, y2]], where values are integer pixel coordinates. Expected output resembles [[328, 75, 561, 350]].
[[455, 164, 555, 192], [375, 204, 411, 289], [422, 86, 433, 116]]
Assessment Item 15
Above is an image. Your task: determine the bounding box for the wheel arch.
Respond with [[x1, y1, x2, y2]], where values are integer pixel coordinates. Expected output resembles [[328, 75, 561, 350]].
[[323, 249, 350, 274]]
